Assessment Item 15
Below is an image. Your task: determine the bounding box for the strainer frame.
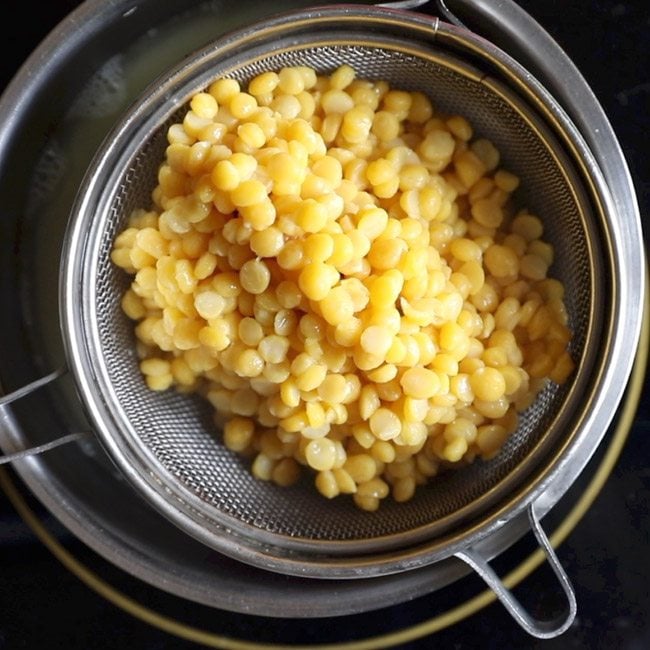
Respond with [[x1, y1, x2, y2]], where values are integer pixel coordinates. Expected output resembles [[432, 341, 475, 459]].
[[61, 3, 626, 582]]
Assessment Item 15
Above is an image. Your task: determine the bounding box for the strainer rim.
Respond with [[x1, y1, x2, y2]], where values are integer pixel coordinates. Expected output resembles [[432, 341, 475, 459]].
[[60, 5, 636, 578]]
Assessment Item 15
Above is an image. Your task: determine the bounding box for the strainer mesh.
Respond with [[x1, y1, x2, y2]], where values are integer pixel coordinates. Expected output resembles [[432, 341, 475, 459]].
[[93, 44, 591, 544]]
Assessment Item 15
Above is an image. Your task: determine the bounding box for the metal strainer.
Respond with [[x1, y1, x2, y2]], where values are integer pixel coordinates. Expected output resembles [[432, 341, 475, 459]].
[[4, 1, 642, 640]]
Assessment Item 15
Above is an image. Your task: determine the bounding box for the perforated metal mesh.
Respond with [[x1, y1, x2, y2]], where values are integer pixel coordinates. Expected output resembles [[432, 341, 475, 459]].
[[86, 37, 597, 566]]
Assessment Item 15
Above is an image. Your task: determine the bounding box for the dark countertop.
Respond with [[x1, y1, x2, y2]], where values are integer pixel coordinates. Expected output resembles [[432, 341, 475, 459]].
[[1, 1, 648, 649]]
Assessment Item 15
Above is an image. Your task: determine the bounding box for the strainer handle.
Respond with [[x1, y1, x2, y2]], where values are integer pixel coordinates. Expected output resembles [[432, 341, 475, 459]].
[[0, 368, 88, 465], [454, 502, 577, 639]]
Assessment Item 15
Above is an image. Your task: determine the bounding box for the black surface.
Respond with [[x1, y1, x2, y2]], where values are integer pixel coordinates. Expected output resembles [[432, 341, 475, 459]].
[[1, 1, 649, 649]]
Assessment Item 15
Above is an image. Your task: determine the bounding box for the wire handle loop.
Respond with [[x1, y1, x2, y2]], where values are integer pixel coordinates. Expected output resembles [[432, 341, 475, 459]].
[[0, 367, 87, 465], [375, 1, 467, 29], [435, 0, 467, 27], [0, 368, 67, 408], [0, 432, 89, 466], [455, 502, 577, 638]]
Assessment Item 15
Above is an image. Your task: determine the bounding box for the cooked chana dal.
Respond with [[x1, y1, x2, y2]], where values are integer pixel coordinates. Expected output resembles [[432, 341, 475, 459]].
[[111, 63, 575, 511]]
